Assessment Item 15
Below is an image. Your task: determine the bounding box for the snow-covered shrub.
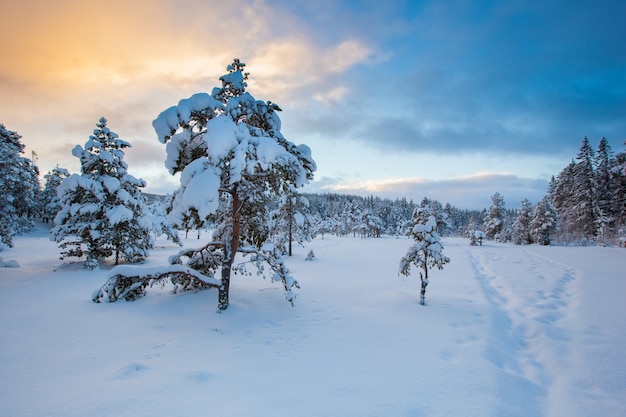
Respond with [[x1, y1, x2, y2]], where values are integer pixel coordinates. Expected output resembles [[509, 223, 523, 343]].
[[469, 230, 485, 246]]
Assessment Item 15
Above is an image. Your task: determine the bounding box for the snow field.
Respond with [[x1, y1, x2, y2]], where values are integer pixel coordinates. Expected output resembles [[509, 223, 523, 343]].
[[0, 226, 625, 417]]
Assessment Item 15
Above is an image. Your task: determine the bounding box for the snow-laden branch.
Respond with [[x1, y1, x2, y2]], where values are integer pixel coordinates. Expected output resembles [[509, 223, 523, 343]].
[[92, 264, 220, 303]]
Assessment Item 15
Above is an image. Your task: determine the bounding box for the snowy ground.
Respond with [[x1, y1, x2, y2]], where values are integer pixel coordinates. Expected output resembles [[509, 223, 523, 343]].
[[1, 224, 625, 417]]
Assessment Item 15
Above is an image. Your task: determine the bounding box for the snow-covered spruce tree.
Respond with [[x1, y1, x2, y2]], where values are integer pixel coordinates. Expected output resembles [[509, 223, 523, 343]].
[[399, 206, 450, 305], [512, 198, 533, 245], [552, 160, 577, 241], [0, 124, 41, 249], [530, 195, 558, 245], [595, 137, 617, 242], [94, 59, 316, 310], [572, 136, 601, 242], [51, 117, 153, 268], [612, 142, 626, 243], [483, 192, 507, 241], [40, 166, 71, 223]]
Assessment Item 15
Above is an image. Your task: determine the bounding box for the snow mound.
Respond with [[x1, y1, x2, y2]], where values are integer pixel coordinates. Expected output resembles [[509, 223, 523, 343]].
[[0, 257, 20, 268]]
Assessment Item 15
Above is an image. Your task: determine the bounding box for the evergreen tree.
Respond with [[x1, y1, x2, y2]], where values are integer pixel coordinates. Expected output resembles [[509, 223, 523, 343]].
[[595, 137, 617, 241], [552, 160, 577, 241], [572, 136, 600, 241], [40, 166, 71, 223], [0, 124, 41, 249], [512, 198, 533, 245], [270, 190, 314, 256], [95, 59, 316, 309], [612, 142, 626, 245], [399, 206, 450, 305], [484, 192, 507, 241], [51, 117, 152, 268], [530, 196, 558, 245]]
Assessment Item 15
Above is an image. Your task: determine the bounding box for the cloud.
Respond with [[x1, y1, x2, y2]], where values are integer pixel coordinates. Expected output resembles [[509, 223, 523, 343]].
[[287, 0, 626, 159], [0, 0, 376, 180], [2, 0, 624, 205]]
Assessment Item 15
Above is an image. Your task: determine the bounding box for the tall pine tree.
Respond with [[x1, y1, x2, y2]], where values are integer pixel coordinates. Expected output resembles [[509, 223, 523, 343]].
[[595, 137, 617, 241], [572, 137, 600, 241]]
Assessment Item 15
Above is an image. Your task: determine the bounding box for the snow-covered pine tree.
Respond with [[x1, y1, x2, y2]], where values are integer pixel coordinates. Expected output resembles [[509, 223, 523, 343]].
[[51, 117, 153, 268], [530, 195, 558, 245], [94, 59, 316, 310], [0, 124, 41, 249], [612, 142, 626, 244], [399, 206, 450, 305], [270, 190, 314, 256], [595, 137, 617, 242], [572, 136, 601, 242], [355, 208, 384, 238], [338, 200, 361, 237], [40, 166, 71, 224], [483, 192, 507, 241], [512, 198, 533, 245], [552, 160, 577, 242]]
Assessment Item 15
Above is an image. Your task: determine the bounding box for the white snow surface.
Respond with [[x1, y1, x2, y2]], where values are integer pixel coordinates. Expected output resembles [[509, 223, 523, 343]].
[[1, 223, 625, 417]]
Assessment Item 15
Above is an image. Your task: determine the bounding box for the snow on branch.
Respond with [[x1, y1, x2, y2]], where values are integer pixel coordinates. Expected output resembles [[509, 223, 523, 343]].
[[92, 264, 220, 303], [238, 245, 300, 306]]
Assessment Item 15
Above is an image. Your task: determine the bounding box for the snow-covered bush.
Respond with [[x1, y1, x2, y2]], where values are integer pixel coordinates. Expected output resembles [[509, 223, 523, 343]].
[[469, 230, 485, 246]]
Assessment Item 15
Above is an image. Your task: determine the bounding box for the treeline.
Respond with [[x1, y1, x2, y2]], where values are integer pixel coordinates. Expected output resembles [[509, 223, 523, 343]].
[[299, 136, 626, 246], [2, 118, 625, 252], [478, 137, 626, 246], [302, 193, 485, 238]]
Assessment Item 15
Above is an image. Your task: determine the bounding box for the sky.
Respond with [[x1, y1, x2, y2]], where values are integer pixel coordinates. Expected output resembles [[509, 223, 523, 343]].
[[1, 0, 625, 210]]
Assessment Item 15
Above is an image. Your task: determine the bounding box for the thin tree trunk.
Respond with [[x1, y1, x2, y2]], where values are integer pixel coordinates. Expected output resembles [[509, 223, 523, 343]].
[[420, 253, 429, 305], [288, 198, 293, 256]]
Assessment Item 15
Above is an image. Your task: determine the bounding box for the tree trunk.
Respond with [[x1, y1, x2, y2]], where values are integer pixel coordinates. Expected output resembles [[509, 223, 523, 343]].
[[420, 256, 429, 305], [288, 198, 293, 257], [218, 189, 241, 311]]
